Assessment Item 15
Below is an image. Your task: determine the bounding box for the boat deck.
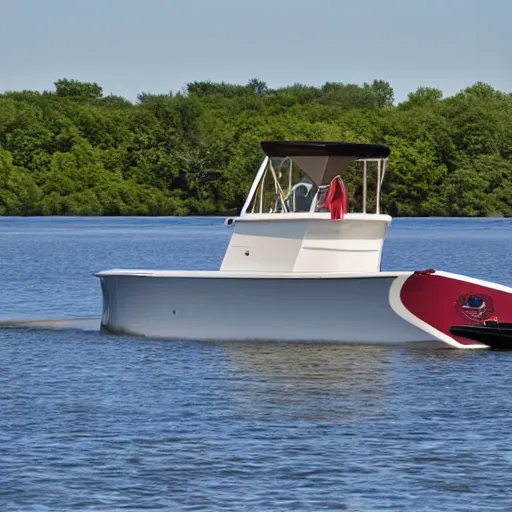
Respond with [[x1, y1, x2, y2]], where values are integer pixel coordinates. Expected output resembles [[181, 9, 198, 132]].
[[95, 269, 413, 279]]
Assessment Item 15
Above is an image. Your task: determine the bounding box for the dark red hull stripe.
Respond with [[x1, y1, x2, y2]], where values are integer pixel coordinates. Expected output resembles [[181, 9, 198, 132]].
[[400, 273, 512, 346]]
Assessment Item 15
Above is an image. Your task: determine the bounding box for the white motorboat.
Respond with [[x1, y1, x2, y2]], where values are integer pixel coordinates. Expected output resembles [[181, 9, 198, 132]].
[[95, 141, 512, 349]]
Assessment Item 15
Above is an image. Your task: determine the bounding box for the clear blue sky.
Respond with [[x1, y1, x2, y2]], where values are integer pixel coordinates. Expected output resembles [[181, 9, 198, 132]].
[[1, 0, 509, 103]]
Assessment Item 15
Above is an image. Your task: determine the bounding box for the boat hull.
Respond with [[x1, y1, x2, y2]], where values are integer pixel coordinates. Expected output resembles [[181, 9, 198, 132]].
[[95, 269, 512, 348]]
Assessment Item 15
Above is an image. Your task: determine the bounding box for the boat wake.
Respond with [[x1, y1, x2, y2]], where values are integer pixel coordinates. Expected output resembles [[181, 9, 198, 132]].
[[0, 317, 101, 333]]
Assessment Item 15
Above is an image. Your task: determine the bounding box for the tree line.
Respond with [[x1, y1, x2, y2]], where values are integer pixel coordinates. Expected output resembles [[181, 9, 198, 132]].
[[0, 77, 511, 216]]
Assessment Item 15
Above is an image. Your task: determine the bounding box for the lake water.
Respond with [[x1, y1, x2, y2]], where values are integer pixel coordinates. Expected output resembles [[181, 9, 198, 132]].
[[1, 217, 512, 511]]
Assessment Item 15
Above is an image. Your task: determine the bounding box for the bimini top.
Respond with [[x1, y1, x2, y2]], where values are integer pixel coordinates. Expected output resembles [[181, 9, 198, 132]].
[[261, 141, 390, 159], [259, 141, 390, 186]]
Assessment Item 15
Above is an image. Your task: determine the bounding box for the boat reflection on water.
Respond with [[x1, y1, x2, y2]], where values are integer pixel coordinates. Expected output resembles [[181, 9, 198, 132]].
[[222, 342, 392, 422]]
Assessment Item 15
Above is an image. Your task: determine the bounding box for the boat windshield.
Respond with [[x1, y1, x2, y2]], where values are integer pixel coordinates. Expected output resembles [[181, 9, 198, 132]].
[[244, 156, 387, 215], [246, 157, 318, 214]]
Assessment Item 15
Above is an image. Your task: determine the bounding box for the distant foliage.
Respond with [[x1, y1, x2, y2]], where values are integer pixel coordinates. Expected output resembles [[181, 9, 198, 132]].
[[54, 79, 103, 99], [0, 77, 511, 216]]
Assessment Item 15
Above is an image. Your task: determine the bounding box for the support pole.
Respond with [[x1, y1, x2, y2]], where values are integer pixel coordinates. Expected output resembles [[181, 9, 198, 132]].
[[376, 160, 381, 214], [363, 160, 367, 214]]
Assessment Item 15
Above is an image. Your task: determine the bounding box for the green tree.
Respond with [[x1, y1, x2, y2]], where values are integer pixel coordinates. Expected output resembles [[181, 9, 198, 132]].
[[399, 87, 443, 109], [55, 78, 103, 99], [0, 149, 41, 214], [0, 76, 511, 217]]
